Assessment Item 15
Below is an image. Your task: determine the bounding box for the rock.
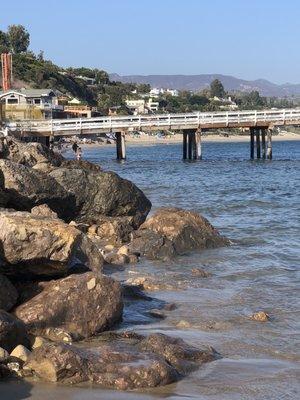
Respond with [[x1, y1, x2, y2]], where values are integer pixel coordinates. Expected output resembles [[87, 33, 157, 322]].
[[10, 345, 31, 362], [176, 320, 191, 329], [0, 274, 18, 311], [104, 252, 129, 265], [117, 245, 130, 256], [14, 272, 123, 340], [0, 170, 9, 207], [104, 244, 114, 252], [130, 207, 229, 259], [0, 159, 76, 221], [138, 333, 219, 374], [163, 303, 177, 311], [191, 268, 212, 278], [148, 309, 166, 319], [0, 210, 103, 278], [0, 136, 63, 171], [93, 216, 135, 245], [125, 276, 175, 291], [0, 346, 9, 362], [49, 166, 151, 228], [250, 311, 270, 322], [0, 310, 29, 352], [31, 336, 48, 349], [0, 364, 10, 379], [25, 332, 218, 388], [31, 204, 58, 218]]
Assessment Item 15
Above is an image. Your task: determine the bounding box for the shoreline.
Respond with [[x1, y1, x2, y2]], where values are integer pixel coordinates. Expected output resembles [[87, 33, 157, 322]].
[[66, 132, 300, 149]]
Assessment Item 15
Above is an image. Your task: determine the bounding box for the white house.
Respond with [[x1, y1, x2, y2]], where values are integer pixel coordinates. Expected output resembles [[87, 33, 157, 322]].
[[0, 88, 58, 108]]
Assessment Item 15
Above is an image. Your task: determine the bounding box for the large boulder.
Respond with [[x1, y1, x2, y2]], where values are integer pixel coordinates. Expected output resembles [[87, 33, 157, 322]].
[[0, 160, 76, 221], [25, 332, 218, 389], [129, 207, 229, 260], [49, 166, 151, 228], [14, 272, 123, 340], [0, 310, 29, 352], [88, 215, 135, 245], [0, 136, 63, 171], [0, 275, 18, 311], [0, 210, 104, 278]]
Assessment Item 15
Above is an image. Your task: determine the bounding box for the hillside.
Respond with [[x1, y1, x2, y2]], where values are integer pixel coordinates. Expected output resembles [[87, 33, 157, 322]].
[[109, 73, 300, 98]]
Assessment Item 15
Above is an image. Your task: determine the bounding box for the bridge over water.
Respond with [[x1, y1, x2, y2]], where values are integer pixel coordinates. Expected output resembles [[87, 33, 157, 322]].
[[6, 108, 300, 160]]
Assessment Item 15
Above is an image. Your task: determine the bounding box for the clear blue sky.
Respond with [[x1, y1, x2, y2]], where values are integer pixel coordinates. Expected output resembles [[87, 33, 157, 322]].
[[1, 0, 300, 83]]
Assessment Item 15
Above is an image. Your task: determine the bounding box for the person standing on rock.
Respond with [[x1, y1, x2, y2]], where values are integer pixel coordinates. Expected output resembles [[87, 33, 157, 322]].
[[76, 147, 82, 161], [72, 142, 78, 156]]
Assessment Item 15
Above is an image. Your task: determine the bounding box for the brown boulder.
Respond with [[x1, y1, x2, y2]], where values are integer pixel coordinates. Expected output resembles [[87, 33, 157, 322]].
[[0, 160, 76, 221], [130, 207, 229, 259], [31, 204, 58, 218], [88, 216, 134, 245], [0, 136, 63, 171], [25, 332, 218, 389], [0, 310, 29, 352], [0, 275, 18, 311], [14, 272, 123, 340], [0, 210, 104, 278]]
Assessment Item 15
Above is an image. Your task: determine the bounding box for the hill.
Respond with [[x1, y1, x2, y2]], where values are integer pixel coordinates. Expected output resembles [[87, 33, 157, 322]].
[[109, 73, 300, 98]]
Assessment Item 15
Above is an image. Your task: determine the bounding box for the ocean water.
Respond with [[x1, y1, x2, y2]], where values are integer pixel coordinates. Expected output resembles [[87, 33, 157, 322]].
[[1, 140, 299, 399]]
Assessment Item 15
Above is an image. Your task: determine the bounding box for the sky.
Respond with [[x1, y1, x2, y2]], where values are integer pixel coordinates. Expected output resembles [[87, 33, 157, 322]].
[[1, 0, 300, 84]]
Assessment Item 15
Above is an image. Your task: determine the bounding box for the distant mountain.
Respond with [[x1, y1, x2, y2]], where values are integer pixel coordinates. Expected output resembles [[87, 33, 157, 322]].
[[109, 73, 300, 98]]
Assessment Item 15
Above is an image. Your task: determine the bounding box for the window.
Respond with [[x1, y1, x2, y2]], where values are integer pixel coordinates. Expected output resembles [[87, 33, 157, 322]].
[[7, 98, 18, 104], [34, 98, 41, 105]]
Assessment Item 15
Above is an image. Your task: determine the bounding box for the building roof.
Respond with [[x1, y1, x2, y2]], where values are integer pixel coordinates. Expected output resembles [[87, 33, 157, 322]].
[[0, 88, 56, 98]]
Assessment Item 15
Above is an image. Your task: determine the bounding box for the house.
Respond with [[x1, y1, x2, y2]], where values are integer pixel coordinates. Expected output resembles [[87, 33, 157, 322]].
[[125, 99, 146, 115], [0, 88, 63, 120]]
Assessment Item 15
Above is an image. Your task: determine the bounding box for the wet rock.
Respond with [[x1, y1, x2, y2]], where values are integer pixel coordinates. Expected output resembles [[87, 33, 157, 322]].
[[0, 274, 18, 311], [117, 245, 130, 256], [0, 159, 76, 221], [138, 333, 219, 374], [49, 166, 151, 228], [148, 309, 166, 319], [0, 310, 29, 352], [26, 332, 218, 388], [130, 207, 229, 260], [191, 268, 212, 278], [0, 346, 9, 362], [0, 210, 104, 278], [176, 320, 191, 329], [0, 136, 63, 171], [31, 204, 58, 218], [250, 311, 270, 322], [122, 284, 153, 301], [103, 252, 129, 266], [125, 276, 176, 291], [163, 303, 177, 311], [31, 336, 48, 349], [14, 272, 123, 341], [10, 345, 31, 362]]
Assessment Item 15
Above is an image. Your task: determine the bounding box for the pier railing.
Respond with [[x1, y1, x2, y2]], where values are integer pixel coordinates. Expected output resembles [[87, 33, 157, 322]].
[[6, 108, 300, 136]]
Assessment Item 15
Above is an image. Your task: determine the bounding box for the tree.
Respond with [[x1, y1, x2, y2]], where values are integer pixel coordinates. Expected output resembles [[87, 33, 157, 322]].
[[210, 79, 225, 98], [0, 30, 9, 53], [7, 25, 30, 53]]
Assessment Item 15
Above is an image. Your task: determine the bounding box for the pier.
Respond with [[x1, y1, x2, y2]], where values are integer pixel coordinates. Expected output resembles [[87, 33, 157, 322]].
[[5, 108, 300, 160]]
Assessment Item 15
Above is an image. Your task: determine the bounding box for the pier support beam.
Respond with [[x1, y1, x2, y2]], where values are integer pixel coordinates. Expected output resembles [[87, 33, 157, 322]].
[[182, 131, 188, 159], [116, 132, 126, 160], [183, 129, 202, 160], [256, 129, 261, 159], [250, 128, 255, 159], [267, 129, 272, 160], [261, 129, 266, 159]]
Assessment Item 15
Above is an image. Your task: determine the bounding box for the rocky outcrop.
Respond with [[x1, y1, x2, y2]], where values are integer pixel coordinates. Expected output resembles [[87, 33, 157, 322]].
[[0, 310, 29, 352], [0, 160, 76, 221], [88, 216, 135, 245], [50, 166, 151, 228], [0, 136, 63, 171], [14, 272, 123, 340], [0, 275, 18, 311], [25, 332, 218, 388], [0, 210, 104, 278], [129, 207, 229, 259]]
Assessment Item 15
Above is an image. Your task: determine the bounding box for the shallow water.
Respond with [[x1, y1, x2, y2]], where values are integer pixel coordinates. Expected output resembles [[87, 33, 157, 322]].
[[1, 140, 299, 399]]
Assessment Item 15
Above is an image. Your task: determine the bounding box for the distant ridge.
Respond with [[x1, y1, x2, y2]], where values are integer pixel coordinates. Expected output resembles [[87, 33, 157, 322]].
[[109, 73, 300, 98]]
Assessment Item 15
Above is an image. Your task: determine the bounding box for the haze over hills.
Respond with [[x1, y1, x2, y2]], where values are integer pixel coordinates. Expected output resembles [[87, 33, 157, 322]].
[[109, 73, 300, 98]]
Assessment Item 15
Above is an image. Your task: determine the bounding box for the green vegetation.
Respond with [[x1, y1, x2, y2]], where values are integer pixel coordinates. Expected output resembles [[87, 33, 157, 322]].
[[0, 25, 296, 115]]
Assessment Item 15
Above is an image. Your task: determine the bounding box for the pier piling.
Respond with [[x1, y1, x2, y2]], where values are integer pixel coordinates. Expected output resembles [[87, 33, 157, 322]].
[[188, 131, 193, 160], [183, 131, 188, 160], [250, 128, 255, 159], [256, 128, 261, 159], [116, 132, 126, 160], [267, 129, 273, 160], [261, 129, 266, 159]]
